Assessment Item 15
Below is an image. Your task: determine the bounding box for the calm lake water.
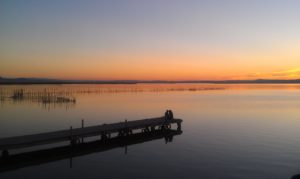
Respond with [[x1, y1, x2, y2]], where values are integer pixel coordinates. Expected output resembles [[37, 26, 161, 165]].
[[1, 84, 300, 179]]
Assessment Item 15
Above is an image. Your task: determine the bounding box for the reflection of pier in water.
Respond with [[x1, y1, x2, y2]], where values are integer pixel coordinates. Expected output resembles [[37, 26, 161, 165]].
[[0, 128, 182, 173]]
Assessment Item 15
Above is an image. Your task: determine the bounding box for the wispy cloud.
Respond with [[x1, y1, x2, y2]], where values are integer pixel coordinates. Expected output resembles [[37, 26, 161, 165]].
[[271, 68, 300, 78], [245, 68, 300, 80]]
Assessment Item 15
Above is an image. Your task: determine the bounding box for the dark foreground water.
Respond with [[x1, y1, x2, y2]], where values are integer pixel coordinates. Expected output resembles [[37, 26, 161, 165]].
[[1, 84, 300, 179]]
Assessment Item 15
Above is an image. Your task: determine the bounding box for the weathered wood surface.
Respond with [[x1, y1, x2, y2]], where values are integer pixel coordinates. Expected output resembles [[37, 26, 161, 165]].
[[0, 117, 182, 150]]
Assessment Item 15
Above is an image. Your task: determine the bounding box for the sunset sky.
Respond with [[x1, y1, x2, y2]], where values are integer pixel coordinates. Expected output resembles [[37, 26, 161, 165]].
[[1, 0, 300, 80]]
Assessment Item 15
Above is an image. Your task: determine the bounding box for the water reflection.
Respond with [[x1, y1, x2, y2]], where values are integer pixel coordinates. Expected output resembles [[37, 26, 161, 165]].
[[1, 83, 300, 110], [0, 128, 182, 173], [1, 84, 300, 178]]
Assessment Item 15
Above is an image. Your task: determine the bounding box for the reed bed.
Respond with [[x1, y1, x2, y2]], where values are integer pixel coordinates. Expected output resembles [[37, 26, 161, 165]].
[[0, 84, 225, 109], [0, 85, 225, 99], [0, 88, 76, 105]]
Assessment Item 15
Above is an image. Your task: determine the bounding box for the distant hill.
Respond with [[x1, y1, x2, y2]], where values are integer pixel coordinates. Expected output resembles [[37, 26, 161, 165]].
[[184, 79, 300, 84], [0, 77, 138, 84], [0, 77, 300, 84]]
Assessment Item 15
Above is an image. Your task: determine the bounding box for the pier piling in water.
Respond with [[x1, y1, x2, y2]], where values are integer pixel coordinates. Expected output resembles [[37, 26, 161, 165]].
[[81, 119, 84, 143]]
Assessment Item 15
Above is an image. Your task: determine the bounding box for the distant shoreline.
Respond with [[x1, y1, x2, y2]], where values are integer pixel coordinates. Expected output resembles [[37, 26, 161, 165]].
[[1, 78, 300, 85]]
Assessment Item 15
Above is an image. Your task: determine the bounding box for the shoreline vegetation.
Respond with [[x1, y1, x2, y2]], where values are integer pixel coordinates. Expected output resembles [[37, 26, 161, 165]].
[[10, 89, 76, 104], [0, 77, 300, 85], [0, 85, 224, 109], [0, 86, 225, 98], [0, 85, 224, 108], [0, 88, 76, 110]]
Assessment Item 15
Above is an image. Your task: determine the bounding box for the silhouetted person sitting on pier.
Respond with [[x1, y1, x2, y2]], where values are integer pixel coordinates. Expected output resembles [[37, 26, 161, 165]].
[[169, 110, 173, 120], [165, 110, 169, 121], [164, 110, 174, 121]]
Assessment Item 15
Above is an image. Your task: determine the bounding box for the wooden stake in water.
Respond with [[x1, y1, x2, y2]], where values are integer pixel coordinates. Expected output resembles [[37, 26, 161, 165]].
[[81, 119, 84, 143]]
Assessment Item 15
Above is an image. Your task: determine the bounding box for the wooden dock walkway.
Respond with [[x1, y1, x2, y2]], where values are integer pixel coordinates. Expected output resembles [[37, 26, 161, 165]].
[[0, 129, 182, 173], [0, 116, 182, 156]]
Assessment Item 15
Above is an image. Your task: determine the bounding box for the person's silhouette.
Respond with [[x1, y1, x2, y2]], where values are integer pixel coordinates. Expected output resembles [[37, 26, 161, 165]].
[[169, 110, 173, 120], [164, 110, 169, 121]]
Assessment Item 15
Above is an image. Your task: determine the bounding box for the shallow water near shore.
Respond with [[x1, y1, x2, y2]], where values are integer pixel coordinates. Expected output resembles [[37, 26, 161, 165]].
[[1, 84, 300, 179]]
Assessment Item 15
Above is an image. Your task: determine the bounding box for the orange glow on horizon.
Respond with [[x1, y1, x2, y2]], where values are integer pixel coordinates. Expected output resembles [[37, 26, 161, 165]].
[[1, 46, 300, 81]]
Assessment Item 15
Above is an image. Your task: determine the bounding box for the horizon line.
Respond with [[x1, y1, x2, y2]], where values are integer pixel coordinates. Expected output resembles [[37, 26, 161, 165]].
[[1, 76, 300, 84]]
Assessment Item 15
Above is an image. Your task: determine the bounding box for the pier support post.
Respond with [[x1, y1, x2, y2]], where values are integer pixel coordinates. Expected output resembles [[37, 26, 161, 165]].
[[142, 127, 150, 133], [151, 126, 155, 132], [69, 126, 76, 146], [70, 126, 73, 135], [160, 124, 168, 131], [101, 132, 107, 140], [177, 122, 181, 130], [101, 132, 111, 140], [81, 119, 84, 143], [118, 130, 124, 137]]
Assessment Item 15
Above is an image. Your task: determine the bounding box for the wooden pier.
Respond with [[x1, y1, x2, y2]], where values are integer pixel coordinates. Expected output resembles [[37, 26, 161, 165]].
[[0, 129, 182, 173], [0, 116, 182, 157]]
